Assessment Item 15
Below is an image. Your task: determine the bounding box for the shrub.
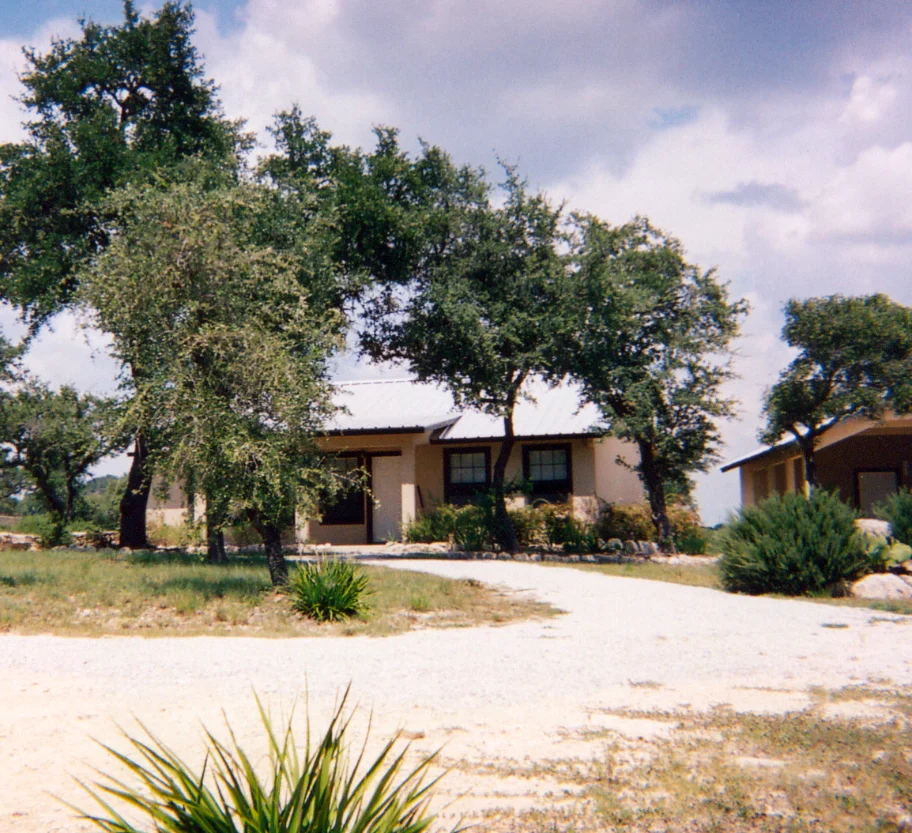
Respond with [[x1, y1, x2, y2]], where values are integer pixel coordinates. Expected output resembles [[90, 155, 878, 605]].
[[598, 501, 705, 552], [718, 490, 868, 596], [288, 558, 371, 622], [875, 488, 912, 546], [14, 513, 72, 548], [508, 505, 545, 547], [402, 503, 460, 543], [74, 692, 442, 833], [402, 503, 495, 551]]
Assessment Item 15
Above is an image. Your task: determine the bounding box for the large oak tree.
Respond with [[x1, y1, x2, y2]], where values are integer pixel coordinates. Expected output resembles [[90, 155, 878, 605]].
[[0, 1, 243, 547], [560, 216, 747, 550]]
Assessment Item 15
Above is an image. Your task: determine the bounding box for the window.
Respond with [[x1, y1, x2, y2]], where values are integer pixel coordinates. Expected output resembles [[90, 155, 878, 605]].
[[322, 455, 365, 525], [522, 444, 572, 502], [444, 448, 490, 504]]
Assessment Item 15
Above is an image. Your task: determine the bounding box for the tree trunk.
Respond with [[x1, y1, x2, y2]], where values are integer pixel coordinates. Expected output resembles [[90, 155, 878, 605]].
[[32, 469, 66, 521], [119, 435, 151, 549], [800, 441, 818, 491], [637, 439, 675, 553], [205, 492, 228, 564], [249, 512, 287, 586], [492, 412, 520, 554], [206, 526, 227, 563]]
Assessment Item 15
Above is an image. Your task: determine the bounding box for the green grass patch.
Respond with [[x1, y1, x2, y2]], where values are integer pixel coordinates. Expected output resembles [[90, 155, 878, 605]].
[[0, 550, 556, 637]]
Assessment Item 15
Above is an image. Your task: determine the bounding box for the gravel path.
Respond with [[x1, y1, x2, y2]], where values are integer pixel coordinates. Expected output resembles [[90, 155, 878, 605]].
[[1, 560, 910, 831]]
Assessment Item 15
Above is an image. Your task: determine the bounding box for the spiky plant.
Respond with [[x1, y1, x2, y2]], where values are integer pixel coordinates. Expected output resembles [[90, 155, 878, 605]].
[[287, 558, 371, 622], [74, 693, 447, 833]]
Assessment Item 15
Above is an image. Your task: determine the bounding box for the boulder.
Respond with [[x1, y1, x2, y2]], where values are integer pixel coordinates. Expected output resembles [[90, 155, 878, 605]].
[[856, 518, 892, 539], [606, 538, 623, 552], [851, 573, 912, 601], [623, 540, 638, 555]]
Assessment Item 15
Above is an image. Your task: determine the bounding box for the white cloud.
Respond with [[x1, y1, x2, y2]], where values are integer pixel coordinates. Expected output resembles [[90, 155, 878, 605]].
[[840, 74, 899, 124]]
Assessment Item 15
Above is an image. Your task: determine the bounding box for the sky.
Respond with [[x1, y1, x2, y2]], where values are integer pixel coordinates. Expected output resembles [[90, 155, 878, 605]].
[[1, 0, 911, 523]]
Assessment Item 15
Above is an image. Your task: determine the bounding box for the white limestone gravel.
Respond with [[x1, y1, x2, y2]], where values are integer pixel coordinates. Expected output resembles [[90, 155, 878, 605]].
[[1, 560, 910, 831]]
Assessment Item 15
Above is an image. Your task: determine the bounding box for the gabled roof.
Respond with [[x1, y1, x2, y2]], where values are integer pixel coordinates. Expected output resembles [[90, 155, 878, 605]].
[[323, 377, 606, 440]]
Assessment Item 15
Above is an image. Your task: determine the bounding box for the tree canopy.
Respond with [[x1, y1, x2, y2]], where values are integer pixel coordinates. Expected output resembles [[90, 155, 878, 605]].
[[0, 380, 123, 523], [361, 169, 566, 551], [559, 215, 747, 549], [80, 175, 346, 582], [762, 294, 912, 487], [0, 0, 241, 327]]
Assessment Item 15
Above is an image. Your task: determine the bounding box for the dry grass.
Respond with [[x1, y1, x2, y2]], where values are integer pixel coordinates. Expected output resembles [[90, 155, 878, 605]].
[[448, 685, 912, 832], [549, 558, 723, 589], [0, 550, 557, 637]]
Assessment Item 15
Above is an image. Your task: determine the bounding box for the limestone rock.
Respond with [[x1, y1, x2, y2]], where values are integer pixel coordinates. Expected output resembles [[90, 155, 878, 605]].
[[623, 540, 637, 555], [856, 518, 892, 539], [851, 573, 912, 600]]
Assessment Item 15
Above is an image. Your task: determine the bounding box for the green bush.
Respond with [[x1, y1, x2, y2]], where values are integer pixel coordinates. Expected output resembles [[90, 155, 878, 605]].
[[508, 505, 545, 547], [598, 501, 704, 550], [718, 490, 868, 596], [402, 503, 460, 543], [14, 513, 72, 548], [875, 488, 912, 546], [402, 502, 495, 551], [75, 692, 442, 833], [288, 558, 371, 622]]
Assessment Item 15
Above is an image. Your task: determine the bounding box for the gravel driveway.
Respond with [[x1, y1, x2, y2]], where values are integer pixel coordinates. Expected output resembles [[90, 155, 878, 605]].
[[1, 560, 910, 831]]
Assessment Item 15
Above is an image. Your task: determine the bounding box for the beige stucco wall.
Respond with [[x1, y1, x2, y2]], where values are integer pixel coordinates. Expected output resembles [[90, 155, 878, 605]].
[[302, 434, 644, 545], [147, 431, 647, 546]]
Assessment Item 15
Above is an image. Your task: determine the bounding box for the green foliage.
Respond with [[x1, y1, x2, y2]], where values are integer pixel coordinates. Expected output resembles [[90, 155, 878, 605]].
[[360, 166, 566, 553], [718, 491, 868, 596], [762, 295, 912, 486], [82, 475, 128, 528], [402, 504, 460, 543], [560, 216, 747, 548], [288, 559, 371, 622], [80, 175, 347, 584], [0, 381, 124, 523], [402, 503, 495, 552], [75, 692, 443, 833], [14, 513, 72, 548], [0, 1, 241, 326], [875, 488, 912, 546], [865, 537, 912, 573], [597, 502, 706, 552]]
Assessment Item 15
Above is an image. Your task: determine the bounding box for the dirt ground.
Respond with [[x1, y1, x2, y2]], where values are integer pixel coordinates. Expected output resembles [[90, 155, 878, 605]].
[[1, 559, 910, 832]]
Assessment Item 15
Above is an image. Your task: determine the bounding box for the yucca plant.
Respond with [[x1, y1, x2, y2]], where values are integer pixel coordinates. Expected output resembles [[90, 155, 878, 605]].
[[74, 693, 448, 833], [287, 558, 371, 622]]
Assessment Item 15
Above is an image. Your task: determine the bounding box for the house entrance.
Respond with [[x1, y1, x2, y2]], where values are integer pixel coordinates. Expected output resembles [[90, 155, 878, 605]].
[[370, 455, 403, 542]]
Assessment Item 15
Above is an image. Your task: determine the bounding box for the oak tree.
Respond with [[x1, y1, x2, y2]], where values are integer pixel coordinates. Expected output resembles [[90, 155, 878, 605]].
[[762, 294, 912, 488]]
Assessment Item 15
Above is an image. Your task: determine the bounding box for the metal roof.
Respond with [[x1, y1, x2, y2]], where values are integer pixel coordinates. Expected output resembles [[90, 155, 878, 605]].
[[719, 437, 799, 472], [324, 377, 606, 439]]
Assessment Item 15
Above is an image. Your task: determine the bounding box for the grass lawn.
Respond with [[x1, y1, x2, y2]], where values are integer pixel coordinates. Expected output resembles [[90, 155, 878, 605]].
[[554, 558, 912, 615], [0, 549, 557, 637]]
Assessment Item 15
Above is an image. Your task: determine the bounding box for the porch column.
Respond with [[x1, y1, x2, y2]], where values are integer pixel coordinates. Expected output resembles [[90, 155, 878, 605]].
[[400, 440, 417, 527]]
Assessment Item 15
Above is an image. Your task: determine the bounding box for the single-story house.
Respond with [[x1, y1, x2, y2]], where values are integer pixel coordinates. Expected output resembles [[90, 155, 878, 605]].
[[304, 378, 644, 545], [721, 412, 912, 515], [148, 377, 644, 543]]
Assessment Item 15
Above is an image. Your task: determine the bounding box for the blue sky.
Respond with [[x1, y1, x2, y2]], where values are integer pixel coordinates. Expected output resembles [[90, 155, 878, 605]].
[[2, 0, 912, 522]]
